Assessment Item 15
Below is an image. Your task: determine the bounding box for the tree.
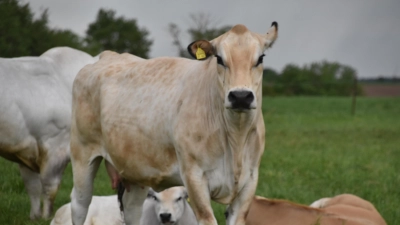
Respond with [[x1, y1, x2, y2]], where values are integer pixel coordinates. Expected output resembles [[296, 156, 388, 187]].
[[169, 13, 231, 58], [0, 0, 85, 57], [85, 9, 152, 58]]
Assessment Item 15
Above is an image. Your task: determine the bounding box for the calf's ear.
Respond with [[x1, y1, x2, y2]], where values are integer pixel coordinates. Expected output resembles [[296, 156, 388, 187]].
[[187, 40, 215, 60], [147, 188, 156, 198]]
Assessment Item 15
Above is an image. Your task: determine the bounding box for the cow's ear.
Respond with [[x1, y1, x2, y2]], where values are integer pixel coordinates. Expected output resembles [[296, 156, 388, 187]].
[[187, 40, 215, 60], [264, 21, 278, 48]]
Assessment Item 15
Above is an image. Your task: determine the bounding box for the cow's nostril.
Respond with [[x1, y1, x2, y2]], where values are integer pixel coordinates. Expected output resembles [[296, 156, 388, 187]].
[[160, 213, 172, 223], [228, 90, 254, 110], [228, 91, 237, 103]]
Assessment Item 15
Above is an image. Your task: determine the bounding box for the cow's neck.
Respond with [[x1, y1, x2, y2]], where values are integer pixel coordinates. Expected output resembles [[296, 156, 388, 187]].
[[199, 59, 260, 182]]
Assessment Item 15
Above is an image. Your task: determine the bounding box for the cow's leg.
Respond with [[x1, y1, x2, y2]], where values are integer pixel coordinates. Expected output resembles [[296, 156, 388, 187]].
[[38, 134, 70, 219], [225, 171, 259, 225], [40, 156, 70, 218], [71, 155, 102, 225], [122, 184, 149, 225], [182, 167, 218, 225], [19, 164, 41, 220]]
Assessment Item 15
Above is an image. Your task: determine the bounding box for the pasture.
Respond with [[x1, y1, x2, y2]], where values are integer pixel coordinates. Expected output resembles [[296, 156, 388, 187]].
[[0, 97, 399, 225]]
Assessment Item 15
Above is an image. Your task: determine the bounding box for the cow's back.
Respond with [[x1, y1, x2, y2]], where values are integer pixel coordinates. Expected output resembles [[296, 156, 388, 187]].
[[0, 47, 96, 169], [246, 196, 386, 225]]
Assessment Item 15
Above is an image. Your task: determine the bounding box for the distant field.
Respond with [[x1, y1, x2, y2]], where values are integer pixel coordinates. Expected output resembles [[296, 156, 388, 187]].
[[362, 83, 400, 97], [1, 97, 399, 225]]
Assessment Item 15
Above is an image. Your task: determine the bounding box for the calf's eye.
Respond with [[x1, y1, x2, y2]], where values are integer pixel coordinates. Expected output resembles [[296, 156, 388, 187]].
[[176, 197, 182, 201]]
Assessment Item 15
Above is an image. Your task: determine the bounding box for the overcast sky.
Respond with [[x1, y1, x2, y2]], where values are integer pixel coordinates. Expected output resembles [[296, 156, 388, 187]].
[[27, 0, 400, 78]]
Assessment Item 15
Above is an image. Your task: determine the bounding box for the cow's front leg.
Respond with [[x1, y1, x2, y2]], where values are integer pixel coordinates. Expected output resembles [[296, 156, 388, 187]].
[[182, 165, 218, 225], [122, 183, 149, 225], [225, 170, 259, 225]]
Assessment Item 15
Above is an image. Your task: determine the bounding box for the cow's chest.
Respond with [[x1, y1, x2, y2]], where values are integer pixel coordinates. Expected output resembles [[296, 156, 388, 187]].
[[205, 154, 252, 204]]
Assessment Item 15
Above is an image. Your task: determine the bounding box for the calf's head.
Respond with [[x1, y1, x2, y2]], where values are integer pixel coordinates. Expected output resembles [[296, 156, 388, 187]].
[[188, 22, 278, 112], [147, 187, 189, 225]]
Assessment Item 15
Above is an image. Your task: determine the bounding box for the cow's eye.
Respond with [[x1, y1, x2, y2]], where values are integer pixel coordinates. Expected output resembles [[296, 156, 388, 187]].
[[152, 196, 158, 201], [176, 197, 182, 201], [215, 55, 225, 67], [255, 54, 265, 67]]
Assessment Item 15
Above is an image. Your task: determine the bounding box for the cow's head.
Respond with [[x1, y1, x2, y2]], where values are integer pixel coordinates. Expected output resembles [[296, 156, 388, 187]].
[[148, 187, 189, 225], [188, 22, 278, 112]]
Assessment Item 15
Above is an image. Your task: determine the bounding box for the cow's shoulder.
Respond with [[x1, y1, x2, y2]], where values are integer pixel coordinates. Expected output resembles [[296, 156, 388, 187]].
[[40, 47, 93, 63], [0, 56, 53, 81]]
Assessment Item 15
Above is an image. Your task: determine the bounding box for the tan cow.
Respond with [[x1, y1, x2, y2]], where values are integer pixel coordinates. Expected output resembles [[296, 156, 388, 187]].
[[70, 22, 278, 225], [244, 194, 387, 225]]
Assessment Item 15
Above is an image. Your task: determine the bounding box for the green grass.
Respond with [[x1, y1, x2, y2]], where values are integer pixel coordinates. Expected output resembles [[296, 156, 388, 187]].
[[1, 97, 399, 224]]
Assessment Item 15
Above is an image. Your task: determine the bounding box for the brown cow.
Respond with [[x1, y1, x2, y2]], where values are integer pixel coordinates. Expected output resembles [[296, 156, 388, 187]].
[[244, 194, 387, 225], [70, 22, 278, 225]]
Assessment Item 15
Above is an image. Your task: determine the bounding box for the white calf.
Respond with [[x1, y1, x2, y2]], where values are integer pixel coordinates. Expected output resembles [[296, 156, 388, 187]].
[[51, 187, 196, 225], [140, 186, 197, 225], [50, 195, 122, 225]]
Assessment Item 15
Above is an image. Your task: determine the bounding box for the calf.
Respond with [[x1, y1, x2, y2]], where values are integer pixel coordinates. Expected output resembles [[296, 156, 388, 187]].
[[0, 47, 97, 219], [139, 187, 197, 225], [50, 187, 196, 225], [50, 195, 122, 225], [244, 194, 387, 225]]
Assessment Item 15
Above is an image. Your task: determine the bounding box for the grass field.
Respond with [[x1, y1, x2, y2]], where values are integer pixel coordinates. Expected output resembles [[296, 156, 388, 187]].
[[1, 97, 399, 225]]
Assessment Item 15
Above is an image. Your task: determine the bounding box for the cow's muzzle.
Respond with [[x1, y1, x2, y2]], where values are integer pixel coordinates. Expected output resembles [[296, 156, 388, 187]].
[[228, 90, 255, 110]]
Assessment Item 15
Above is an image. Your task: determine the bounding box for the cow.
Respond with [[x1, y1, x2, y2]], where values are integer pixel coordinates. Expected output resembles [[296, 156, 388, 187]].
[[0, 47, 98, 219], [70, 22, 278, 225], [50, 186, 196, 225], [244, 194, 387, 225]]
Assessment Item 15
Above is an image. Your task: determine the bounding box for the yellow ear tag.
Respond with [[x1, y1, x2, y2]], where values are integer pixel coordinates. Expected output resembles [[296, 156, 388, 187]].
[[196, 47, 206, 60], [187, 198, 190, 203]]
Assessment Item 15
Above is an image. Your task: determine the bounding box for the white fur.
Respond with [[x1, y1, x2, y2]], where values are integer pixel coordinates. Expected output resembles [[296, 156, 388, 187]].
[[0, 47, 97, 219], [50, 196, 122, 225]]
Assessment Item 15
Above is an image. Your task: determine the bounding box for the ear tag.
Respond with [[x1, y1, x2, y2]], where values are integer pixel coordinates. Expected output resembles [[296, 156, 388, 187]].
[[196, 47, 206, 60], [187, 198, 190, 203]]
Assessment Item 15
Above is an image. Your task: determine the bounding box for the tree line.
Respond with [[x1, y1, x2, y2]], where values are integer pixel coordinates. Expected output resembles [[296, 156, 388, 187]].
[[0, 0, 152, 58], [263, 61, 361, 96], [1, 0, 361, 96]]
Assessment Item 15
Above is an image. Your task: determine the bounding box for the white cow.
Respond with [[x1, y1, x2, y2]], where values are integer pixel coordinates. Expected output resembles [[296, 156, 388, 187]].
[[50, 187, 196, 225], [0, 47, 97, 219], [70, 22, 278, 225]]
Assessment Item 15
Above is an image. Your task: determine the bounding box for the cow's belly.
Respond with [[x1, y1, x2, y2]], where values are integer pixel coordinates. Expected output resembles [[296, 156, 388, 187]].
[[101, 123, 182, 189]]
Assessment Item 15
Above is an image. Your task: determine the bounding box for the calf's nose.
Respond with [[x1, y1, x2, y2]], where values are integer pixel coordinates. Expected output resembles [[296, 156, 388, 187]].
[[228, 90, 254, 110], [160, 213, 172, 223]]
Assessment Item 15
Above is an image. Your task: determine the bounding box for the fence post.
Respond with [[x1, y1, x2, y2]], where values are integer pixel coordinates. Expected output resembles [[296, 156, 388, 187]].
[[351, 77, 357, 116]]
